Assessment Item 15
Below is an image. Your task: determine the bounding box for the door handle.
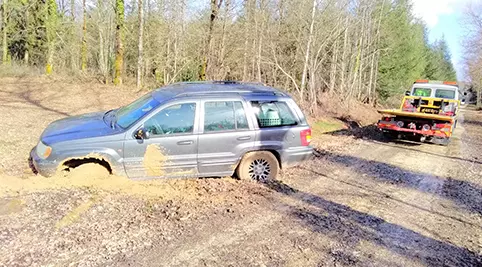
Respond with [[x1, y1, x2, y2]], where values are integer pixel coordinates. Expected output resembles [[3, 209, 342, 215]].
[[237, 136, 251, 141], [177, 140, 194, 145]]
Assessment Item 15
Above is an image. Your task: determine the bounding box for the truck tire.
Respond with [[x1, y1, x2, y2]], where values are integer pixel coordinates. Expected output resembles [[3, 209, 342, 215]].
[[236, 151, 279, 182], [433, 137, 451, 146], [382, 131, 397, 141]]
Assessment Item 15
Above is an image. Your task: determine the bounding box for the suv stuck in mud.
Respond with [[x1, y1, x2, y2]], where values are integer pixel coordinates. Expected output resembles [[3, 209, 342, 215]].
[[29, 81, 313, 181]]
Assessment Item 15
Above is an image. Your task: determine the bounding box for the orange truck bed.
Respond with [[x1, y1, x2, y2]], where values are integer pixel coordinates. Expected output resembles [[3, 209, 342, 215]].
[[377, 109, 454, 122], [376, 96, 459, 139]]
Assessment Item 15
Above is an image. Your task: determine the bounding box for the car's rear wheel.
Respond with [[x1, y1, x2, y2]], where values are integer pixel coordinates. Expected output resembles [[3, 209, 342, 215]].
[[236, 151, 279, 182]]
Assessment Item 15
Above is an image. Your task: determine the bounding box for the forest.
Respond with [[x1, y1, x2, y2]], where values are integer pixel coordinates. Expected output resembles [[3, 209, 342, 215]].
[[1, 0, 459, 109]]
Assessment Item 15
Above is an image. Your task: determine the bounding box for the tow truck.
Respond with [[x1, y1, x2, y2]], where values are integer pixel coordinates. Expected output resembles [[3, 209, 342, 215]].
[[377, 80, 466, 145]]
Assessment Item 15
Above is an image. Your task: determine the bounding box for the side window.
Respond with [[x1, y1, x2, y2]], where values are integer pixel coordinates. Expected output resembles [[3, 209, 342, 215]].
[[204, 101, 249, 132], [234, 102, 249, 129], [144, 103, 196, 136], [251, 101, 298, 128]]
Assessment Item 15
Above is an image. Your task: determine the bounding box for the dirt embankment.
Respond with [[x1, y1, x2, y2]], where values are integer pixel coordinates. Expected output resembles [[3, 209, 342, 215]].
[[1, 77, 481, 266]]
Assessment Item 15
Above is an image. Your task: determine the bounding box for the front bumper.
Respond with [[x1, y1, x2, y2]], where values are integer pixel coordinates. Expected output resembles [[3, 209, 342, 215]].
[[29, 147, 57, 177]]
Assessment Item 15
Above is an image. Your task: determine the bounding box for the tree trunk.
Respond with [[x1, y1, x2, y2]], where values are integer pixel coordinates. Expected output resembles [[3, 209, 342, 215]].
[[242, 0, 252, 81], [2, 0, 7, 65], [202, 0, 223, 80], [300, 0, 317, 100], [340, 16, 350, 96], [114, 0, 125, 85], [81, 0, 87, 71], [24, 1, 29, 65], [136, 0, 144, 88], [45, 0, 58, 75]]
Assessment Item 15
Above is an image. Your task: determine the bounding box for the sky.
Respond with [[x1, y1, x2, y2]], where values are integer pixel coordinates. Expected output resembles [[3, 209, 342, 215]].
[[412, 0, 472, 80]]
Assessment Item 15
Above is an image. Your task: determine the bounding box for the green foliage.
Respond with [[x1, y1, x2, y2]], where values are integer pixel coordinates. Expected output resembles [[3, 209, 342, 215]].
[[424, 38, 457, 81], [0, 0, 458, 103], [376, 0, 457, 100], [377, 0, 427, 99]]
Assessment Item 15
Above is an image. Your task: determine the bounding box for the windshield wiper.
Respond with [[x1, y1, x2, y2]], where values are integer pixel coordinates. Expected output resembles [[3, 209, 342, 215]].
[[110, 110, 118, 129], [103, 109, 117, 128]]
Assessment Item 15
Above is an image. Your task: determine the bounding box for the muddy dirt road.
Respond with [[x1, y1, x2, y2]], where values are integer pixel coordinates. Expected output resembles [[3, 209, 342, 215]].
[[0, 77, 481, 266]]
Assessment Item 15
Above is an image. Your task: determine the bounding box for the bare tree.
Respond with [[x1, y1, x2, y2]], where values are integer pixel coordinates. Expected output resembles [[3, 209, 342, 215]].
[[461, 1, 482, 107], [2, 0, 7, 65], [136, 0, 144, 88], [300, 0, 316, 100], [114, 0, 124, 85], [81, 0, 87, 71], [202, 0, 223, 80]]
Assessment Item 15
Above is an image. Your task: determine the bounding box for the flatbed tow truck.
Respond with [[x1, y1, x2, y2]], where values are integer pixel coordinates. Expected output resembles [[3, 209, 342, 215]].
[[377, 80, 466, 145]]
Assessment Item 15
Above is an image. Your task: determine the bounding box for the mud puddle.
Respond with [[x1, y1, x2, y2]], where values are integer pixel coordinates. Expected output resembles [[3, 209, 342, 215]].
[[0, 163, 239, 199]]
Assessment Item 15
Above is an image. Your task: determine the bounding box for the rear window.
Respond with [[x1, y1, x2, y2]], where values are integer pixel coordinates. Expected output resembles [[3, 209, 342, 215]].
[[251, 101, 298, 128], [435, 89, 455, 99], [412, 88, 432, 97]]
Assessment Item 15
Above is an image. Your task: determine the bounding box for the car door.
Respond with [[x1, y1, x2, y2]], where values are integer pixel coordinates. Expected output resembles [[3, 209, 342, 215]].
[[197, 99, 255, 176], [123, 100, 200, 179]]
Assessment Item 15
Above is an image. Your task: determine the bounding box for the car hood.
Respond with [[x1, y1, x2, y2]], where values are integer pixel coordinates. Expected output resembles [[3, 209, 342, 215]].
[[41, 111, 123, 144]]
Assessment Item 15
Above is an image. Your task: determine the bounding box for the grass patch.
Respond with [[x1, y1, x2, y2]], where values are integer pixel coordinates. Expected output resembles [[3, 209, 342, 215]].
[[56, 195, 100, 229], [312, 120, 346, 134]]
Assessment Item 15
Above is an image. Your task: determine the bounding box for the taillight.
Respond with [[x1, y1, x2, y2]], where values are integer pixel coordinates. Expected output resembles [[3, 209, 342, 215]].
[[300, 129, 312, 146], [433, 123, 451, 131]]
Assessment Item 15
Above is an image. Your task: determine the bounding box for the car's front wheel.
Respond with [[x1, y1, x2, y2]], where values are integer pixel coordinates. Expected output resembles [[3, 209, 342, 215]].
[[236, 151, 279, 182]]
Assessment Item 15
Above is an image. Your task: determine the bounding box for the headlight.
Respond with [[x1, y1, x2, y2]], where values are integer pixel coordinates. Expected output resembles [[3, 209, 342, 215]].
[[36, 141, 52, 159]]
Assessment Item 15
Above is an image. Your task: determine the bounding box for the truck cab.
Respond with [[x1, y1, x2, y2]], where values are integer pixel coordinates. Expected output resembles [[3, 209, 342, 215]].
[[407, 80, 461, 101]]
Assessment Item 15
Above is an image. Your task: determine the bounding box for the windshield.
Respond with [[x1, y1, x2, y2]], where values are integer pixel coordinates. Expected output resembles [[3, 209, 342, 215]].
[[435, 89, 456, 99], [412, 88, 432, 97], [116, 93, 160, 129]]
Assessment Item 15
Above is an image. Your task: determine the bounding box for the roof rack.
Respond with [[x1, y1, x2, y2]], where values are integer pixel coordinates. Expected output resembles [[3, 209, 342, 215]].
[[171, 80, 266, 86], [175, 90, 285, 98]]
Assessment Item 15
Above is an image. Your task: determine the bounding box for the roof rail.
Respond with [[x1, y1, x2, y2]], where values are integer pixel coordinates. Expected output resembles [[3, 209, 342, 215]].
[[171, 80, 267, 86], [175, 90, 284, 98]]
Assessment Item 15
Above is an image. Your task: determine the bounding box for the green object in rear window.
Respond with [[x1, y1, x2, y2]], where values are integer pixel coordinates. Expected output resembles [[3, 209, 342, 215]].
[[260, 109, 281, 127], [413, 88, 432, 97]]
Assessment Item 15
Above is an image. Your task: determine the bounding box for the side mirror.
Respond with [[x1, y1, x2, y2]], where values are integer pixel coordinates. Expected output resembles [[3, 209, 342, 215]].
[[405, 91, 411, 96], [135, 128, 150, 139]]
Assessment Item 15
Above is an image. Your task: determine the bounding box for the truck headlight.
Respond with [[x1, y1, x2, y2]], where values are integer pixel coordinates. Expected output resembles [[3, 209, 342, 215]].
[[36, 141, 52, 159]]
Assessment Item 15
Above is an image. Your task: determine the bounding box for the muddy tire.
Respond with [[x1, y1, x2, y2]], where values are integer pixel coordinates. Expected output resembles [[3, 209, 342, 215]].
[[64, 163, 111, 179], [236, 151, 279, 182]]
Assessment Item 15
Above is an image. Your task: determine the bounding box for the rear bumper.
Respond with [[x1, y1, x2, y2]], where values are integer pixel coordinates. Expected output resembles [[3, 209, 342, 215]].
[[282, 146, 314, 168], [29, 147, 57, 177], [377, 121, 451, 138]]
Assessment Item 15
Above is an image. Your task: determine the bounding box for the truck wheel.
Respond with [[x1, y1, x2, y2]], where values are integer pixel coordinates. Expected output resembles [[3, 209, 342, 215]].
[[382, 131, 397, 141], [433, 137, 451, 146], [236, 151, 279, 182]]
